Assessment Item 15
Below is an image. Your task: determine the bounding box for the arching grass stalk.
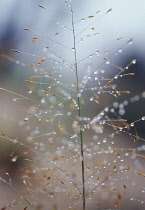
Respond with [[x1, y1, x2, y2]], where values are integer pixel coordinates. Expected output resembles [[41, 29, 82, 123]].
[[71, 4, 86, 210]]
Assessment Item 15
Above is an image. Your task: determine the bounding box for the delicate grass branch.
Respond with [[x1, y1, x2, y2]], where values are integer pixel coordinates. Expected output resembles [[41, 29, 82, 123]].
[[71, 4, 86, 210]]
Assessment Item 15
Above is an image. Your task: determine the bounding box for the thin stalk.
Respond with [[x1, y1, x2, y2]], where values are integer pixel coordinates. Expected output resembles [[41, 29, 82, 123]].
[[71, 5, 86, 210]]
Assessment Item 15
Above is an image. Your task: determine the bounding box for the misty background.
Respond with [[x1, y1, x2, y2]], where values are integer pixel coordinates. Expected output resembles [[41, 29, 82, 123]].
[[0, 0, 145, 209]]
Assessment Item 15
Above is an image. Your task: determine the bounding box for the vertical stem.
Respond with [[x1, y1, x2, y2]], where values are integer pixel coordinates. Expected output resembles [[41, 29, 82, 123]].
[[71, 5, 86, 210]]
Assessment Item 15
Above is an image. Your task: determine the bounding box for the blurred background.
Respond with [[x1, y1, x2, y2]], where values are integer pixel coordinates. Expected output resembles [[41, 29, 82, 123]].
[[0, 0, 145, 209], [1, 0, 145, 144]]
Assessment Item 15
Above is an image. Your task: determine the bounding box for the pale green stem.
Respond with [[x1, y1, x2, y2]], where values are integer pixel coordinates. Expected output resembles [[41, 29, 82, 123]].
[[71, 5, 86, 210]]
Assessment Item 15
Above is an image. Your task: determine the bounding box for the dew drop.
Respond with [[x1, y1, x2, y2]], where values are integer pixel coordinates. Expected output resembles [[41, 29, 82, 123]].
[[11, 156, 18, 162], [130, 123, 134, 127], [41, 98, 46, 104], [72, 48, 76, 52], [110, 108, 114, 113], [132, 59, 136, 64], [106, 61, 110, 65], [118, 49, 122, 53], [16, 60, 20, 64], [113, 102, 119, 108], [119, 109, 125, 116], [77, 93, 81, 98], [103, 138, 107, 143], [127, 39, 133, 45]]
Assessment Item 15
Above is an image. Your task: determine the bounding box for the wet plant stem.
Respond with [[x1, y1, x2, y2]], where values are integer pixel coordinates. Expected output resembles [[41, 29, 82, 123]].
[[71, 6, 86, 210]]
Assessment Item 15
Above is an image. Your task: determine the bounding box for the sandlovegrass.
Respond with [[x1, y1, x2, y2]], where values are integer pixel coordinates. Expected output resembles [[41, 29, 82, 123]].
[[1, 1, 145, 209]]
